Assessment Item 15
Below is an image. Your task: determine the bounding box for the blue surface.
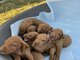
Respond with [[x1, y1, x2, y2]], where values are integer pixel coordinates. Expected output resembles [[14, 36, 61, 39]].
[[11, 0, 80, 60]]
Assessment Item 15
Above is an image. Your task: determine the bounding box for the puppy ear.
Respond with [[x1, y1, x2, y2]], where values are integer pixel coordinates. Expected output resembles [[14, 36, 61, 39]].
[[15, 43, 23, 55], [20, 42, 26, 52]]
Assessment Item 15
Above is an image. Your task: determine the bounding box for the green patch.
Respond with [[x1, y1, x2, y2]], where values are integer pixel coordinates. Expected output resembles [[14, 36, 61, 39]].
[[0, 0, 45, 13], [0, 0, 45, 25]]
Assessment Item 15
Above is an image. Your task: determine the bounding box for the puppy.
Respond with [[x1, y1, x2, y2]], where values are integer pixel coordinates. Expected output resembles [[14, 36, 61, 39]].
[[27, 25, 37, 32], [23, 32, 39, 45], [32, 34, 56, 60], [32, 51, 44, 60], [38, 23, 52, 34], [53, 34, 71, 60], [49, 29, 72, 60], [0, 36, 34, 60], [19, 17, 45, 35]]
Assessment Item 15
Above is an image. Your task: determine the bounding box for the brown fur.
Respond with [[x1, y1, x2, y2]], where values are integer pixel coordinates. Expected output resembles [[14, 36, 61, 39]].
[[19, 17, 45, 35], [62, 34, 72, 48], [49, 29, 63, 42], [38, 23, 52, 33], [32, 51, 44, 60], [49, 29, 71, 60], [0, 36, 34, 60], [23, 32, 39, 45], [27, 25, 37, 32], [32, 34, 56, 60], [32, 32, 71, 60], [50, 35, 72, 60]]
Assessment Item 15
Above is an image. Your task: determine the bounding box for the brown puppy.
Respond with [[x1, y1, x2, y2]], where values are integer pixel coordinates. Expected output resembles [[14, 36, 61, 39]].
[[27, 25, 37, 32], [38, 23, 52, 33], [23, 32, 39, 45], [0, 36, 34, 60], [49, 29, 71, 60], [53, 34, 72, 60], [32, 51, 44, 60], [19, 17, 45, 35], [32, 34, 56, 60]]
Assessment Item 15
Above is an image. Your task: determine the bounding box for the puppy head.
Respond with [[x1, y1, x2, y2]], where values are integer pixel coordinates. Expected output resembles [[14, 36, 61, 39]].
[[49, 29, 63, 42], [19, 18, 34, 35], [38, 23, 52, 33], [0, 36, 23, 54], [32, 34, 49, 50], [23, 32, 39, 44], [27, 25, 37, 32]]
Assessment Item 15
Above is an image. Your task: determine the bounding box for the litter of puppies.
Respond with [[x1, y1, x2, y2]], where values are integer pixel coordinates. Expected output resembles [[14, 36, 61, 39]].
[[0, 17, 72, 60]]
